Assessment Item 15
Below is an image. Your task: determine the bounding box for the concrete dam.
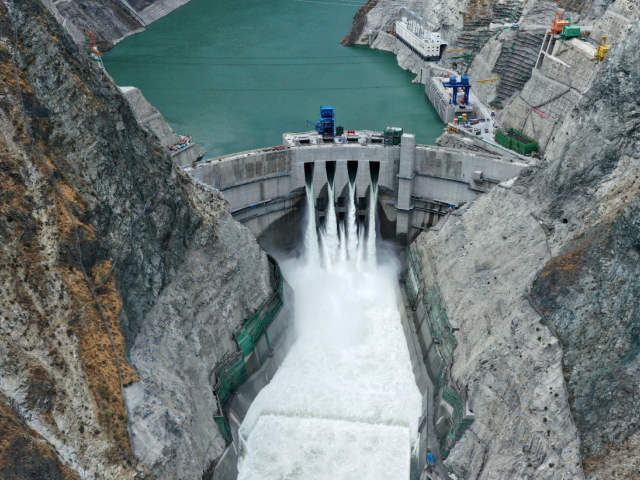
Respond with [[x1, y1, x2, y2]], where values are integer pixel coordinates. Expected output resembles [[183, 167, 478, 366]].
[[185, 131, 527, 480], [188, 131, 527, 252]]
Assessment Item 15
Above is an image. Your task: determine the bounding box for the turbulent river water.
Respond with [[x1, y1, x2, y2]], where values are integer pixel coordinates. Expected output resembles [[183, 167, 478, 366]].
[[103, 0, 444, 157], [236, 184, 422, 479]]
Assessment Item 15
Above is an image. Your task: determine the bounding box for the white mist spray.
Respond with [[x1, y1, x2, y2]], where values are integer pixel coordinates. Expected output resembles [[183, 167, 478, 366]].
[[304, 183, 320, 267], [325, 183, 339, 260], [338, 222, 347, 263], [347, 183, 358, 261], [367, 183, 378, 267]]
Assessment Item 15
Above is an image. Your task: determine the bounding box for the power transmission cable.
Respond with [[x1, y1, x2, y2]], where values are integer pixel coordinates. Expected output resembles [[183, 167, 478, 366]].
[[141, 84, 422, 92], [105, 58, 398, 66]]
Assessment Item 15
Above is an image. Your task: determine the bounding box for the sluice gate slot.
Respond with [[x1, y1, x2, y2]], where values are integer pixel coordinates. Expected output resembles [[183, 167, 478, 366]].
[[370, 161, 380, 188], [304, 161, 315, 189], [347, 160, 358, 186], [325, 161, 336, 188]]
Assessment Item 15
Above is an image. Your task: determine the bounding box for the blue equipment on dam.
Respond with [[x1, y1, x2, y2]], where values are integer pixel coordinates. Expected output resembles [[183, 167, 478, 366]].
[[442, 76, 471, 106], [308, 106, 335, 138]]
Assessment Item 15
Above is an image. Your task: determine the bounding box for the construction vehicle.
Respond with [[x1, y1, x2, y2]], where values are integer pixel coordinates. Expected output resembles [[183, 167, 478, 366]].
[[442, 76, 471, 105], [560, 25, 581, 39], [549, 12, 571, 35], [307, 106, 335, 138], [591, 36, 610, 62], [476, 78, 500, 83], [447, 126, 460, 134]]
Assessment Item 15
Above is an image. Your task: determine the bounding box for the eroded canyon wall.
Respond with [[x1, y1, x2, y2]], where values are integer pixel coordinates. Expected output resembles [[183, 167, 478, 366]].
[[413, 15, 640, 480], [0, 0, 274, 478]]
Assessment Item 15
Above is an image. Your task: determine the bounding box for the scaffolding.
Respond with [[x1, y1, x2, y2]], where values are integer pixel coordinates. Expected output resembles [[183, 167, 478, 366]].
[[495, 127, 539, 155]]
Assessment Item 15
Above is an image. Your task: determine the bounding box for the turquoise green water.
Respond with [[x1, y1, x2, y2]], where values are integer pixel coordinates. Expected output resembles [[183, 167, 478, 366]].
[[103, 0, 444, 157]]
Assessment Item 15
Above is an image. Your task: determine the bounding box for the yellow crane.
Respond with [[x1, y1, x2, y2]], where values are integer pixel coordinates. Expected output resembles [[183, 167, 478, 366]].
[[591, 36, 610, 63], [445, 48, 465, 53], [476, 78, 500, 83]]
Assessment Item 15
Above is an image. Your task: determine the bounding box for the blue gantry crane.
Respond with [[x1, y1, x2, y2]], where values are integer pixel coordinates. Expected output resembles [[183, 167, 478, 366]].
[[308, 106, 335, 138], [442, 76, 471, 106]]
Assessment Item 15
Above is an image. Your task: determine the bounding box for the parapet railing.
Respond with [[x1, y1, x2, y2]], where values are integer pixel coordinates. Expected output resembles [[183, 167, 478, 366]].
[[402, 243, 474, 459], [213, 256, 284, 442]]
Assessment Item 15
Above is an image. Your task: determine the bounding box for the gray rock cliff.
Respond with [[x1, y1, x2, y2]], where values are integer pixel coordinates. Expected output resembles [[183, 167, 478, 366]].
[[412, 15, 640, 480], [1, 0, 274, 478]]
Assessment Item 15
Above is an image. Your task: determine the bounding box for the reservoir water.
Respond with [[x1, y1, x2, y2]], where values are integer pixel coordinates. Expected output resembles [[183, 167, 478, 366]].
[[103, 0, 444, 158]]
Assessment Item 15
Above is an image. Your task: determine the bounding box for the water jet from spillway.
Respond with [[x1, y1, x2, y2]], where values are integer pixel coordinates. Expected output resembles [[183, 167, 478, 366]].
[[237, 170, 422, 479]]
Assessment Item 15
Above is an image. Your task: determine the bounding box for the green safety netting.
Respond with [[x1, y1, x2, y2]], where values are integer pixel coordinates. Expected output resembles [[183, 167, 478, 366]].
[[405, 246, 457, 369], [213, 258, 284, 442], [234, 264, 284, 356], [213, 415, 233, 443], [215, 352, 248, 407], [495, 128, 539, 155], [439, 387, 475, 459], [404, 246, 475, 459]]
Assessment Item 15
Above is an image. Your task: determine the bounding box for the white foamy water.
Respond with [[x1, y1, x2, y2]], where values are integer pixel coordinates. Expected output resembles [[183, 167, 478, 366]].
[[304, 183, 320, 267], [237, 177, 420, 479], [325, 183, 339, 262], [238, 265, 421, 479], [367, 183, 378, 267], [346, 183, 358, 261]]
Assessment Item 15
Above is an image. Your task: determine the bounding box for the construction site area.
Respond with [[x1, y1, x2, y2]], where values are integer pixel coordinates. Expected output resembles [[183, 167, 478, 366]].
[[387, 1, 633, 159]]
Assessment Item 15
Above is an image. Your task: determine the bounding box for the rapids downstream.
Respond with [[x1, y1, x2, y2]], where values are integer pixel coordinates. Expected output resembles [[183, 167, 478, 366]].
[[237, 182, 422, 479]]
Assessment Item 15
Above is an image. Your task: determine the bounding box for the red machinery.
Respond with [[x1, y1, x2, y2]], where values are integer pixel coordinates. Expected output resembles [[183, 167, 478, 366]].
[[549, 12, 571, 35]]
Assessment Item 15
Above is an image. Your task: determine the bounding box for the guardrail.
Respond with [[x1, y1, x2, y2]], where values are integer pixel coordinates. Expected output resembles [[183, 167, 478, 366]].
[[213, 256, 284, 442]]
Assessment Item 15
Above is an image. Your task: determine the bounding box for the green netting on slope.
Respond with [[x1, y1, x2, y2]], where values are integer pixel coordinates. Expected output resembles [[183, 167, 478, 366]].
[[213, 258, 284, 442], [214, 415, 233, 443], [235, 262, 284, 356], [403, 245, 474, 460], [404, 246, 457, 367], [424, 287, 457, 362], [439, 386, 474, 459], [215, 352, 248, 407]]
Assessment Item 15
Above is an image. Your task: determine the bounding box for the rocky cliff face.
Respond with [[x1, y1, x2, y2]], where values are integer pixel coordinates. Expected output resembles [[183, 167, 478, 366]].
[[43, 0, 196, 51], [412, 15, 640, 480], [0, 0, 273, 478]]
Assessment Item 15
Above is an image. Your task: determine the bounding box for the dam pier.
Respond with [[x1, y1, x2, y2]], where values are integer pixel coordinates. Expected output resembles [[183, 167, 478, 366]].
[[187, 130, 528, 252]]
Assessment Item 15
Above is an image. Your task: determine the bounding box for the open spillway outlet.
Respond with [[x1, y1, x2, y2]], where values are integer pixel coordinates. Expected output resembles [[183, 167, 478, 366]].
[[326, 161, 336, 188], [304, 162, 315, 190], [370, 161, 380, 189], [347, 160, 358, 186]]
